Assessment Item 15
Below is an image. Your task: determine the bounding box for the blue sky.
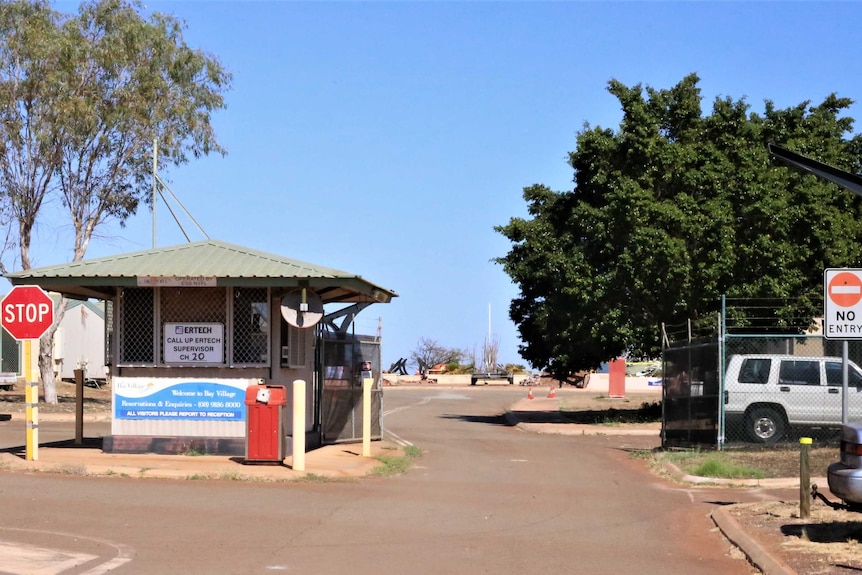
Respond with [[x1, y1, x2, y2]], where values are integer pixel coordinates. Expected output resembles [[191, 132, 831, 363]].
[[29, 1, 862, 370]]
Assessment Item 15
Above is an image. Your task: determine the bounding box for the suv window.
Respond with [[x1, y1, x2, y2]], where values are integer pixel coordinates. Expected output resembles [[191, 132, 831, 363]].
[[738, 358, 771, 384], [779, 360, 821, 386], [825, 361, 862, 387]]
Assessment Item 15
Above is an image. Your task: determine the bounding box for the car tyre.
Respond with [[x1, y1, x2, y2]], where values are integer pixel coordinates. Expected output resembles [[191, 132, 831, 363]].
[[746, 407, 786, 443]]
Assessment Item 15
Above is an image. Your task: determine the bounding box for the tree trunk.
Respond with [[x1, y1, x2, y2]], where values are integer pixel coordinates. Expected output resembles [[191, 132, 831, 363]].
[[38, 336, 57, 404], [36, 298, 67, 404]]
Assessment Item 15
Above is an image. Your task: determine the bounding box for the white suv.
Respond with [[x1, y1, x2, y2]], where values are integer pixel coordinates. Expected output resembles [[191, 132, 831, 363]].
[[724, 354, 862, 443]]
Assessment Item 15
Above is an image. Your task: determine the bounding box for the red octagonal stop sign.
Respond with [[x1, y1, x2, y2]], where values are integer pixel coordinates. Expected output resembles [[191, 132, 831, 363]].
[[1, 285, 54, 340]]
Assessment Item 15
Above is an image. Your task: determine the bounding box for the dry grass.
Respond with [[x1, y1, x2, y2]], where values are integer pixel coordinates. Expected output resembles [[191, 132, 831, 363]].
[[732, 501, 862, 574]]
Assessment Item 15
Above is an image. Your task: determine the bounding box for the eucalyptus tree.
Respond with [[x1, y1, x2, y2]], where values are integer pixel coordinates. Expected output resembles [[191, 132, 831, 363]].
[[0, 0, 231, 402], [496, 74, 862, 382], [0, 0, 63, 271]]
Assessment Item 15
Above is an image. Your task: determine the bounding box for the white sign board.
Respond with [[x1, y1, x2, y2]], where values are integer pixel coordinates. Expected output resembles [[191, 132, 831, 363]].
[[113, 376, 248, 421], [164, 322, 224, 363], [138, 276, 217, 287], [824, 269, 862, 339]]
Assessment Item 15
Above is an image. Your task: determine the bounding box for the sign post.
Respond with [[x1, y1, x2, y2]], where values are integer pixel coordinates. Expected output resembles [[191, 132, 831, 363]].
[[824, 269, 862, 424], [1, 285, 55, 461]]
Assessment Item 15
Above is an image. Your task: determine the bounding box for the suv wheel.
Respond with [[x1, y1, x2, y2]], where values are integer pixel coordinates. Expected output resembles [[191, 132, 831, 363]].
[[746, 407, 786, 443]]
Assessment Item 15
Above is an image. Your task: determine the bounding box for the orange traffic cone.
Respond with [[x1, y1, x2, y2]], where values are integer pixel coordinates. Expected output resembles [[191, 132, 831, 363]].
[[548, 386, 556, 399], [527, 387, 534, 400]]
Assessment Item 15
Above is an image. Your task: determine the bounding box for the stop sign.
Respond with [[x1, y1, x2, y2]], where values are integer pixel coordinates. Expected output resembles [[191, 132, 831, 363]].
[[1, 285, 54, 340]]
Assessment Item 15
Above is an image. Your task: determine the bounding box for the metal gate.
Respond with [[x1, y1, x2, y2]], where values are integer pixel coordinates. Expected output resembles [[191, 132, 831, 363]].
[[319, 333, 382, 443], [662, 338, 720, 448]]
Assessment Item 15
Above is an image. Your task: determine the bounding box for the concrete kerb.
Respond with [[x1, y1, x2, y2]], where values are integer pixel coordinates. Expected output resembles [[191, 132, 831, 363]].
[[711, 505, 798, 575], [661, 455, 805, 575], [505, 396, 662, 436], [0, 438, 402, 482]]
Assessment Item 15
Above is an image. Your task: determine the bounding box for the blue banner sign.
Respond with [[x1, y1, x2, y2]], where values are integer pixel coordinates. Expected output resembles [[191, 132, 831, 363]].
[[114, 377, 248, 421]]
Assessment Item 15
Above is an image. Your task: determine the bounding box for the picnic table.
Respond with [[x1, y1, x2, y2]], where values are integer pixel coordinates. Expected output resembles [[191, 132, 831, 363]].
[[470, 372, 514, 385], [0, 372, 17, 391]]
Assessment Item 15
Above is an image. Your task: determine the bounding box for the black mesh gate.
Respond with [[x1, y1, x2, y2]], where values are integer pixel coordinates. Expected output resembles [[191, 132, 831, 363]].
[[319, 333, 382, 443], [662, 340, 720, 448]]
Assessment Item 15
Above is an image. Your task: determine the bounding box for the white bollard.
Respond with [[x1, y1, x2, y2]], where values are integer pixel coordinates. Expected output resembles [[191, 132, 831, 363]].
[[362, 377, 373, 457], [292, 379, 306, 471]]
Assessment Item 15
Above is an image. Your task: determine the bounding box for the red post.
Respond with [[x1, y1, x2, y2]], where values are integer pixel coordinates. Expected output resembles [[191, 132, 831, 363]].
[[608, 358, 626, 398]]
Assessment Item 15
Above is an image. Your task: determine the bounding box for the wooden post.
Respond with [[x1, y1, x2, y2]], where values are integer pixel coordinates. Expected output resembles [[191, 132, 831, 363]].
[[74, 368, 84, 445], [800, 437, 812, 519]]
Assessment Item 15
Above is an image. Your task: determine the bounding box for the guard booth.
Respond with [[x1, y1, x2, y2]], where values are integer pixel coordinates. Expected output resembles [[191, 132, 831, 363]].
[[3, 240, 396, 455]]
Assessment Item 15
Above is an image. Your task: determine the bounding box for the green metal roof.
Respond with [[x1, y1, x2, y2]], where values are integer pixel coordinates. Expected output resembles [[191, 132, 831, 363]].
[[4, 240, 397, 304]]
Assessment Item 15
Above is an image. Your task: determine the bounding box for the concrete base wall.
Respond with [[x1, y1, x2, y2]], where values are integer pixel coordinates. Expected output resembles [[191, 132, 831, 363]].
[[383, 373, 531, 386], [103, 435, 246, 456], [587, 374, 663, 393], [103, 431, 323, 456]]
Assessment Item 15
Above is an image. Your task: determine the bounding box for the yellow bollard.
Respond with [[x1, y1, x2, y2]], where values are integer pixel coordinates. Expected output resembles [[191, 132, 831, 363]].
[[800, 437, 812, 519], [25, 381, 38, 461]]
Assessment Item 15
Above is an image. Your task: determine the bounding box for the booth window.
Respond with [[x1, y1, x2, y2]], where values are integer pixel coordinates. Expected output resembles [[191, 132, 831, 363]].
[[233, 288, 269, 364], [118, 286, 270, 366], [160, 287, 226, 364], [104, 299, 114, 366], [120, 288, 154, 363]]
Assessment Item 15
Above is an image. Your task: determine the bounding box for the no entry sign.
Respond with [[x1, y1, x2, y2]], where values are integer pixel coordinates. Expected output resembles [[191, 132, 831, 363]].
[[1, 285, 54, 340], [825, 269, 862, 339]]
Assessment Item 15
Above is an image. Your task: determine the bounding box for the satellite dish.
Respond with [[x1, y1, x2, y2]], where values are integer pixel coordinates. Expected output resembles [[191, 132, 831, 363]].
[[280, 288, 323, 329]]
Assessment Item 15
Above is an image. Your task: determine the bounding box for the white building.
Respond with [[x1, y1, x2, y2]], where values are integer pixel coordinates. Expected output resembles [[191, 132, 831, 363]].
[[53, 299, 107, 383]]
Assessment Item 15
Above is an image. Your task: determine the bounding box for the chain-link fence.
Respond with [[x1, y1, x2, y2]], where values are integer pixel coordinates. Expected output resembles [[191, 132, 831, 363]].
[[662, 298, 858, 449], [722, 334, 860, 446], [1, 328, 18, 374]]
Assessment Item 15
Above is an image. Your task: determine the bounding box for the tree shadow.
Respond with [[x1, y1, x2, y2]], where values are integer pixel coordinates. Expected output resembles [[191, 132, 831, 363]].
[[505, 409, 571, 424], [0, 436, 103, 457], [559, 405, 661, 424], [781, 519, 862, 543], [438, 413, 514, 426]]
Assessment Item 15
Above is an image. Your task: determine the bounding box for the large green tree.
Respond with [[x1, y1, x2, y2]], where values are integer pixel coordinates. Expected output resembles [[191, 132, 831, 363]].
[[0, 0, 230, 401], [496, 74, 862, 382]]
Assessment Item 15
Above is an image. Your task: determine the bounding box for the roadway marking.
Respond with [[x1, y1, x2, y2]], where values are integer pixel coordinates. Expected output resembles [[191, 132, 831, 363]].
[[382, 392, 471, 418], [383, 392, 470, 447], [383, 396, 432, 417], [82, 555, 134, 575], [385, 429, 413, 447], [0, 541, 96, 575], [0, 528, 134, 575], [429, 392, 471, 400]]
